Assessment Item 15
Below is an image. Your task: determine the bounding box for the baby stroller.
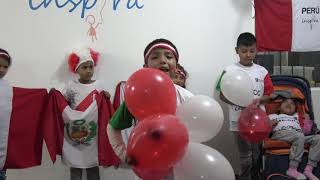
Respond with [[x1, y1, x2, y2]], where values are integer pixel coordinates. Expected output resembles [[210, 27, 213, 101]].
[[262, 75, 320, 180]]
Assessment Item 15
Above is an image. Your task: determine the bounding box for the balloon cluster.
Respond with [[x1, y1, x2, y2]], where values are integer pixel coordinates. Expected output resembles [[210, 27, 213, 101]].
[[124, 68, 235, 180]]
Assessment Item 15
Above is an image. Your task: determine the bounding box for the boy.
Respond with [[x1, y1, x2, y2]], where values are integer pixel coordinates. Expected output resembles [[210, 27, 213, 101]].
[[107, 38, 193, 180], [269, 91, 320, 180], [63, 47, 111, 180], [172, 63, 188, 88], [216, 32, 273, 180]]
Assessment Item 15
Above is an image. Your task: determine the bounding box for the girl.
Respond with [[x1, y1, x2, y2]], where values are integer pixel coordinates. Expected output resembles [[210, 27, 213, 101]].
[[0, 48, 12, 180]]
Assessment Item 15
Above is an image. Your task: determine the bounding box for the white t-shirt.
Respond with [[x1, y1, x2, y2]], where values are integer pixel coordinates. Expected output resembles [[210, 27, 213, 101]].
[[64, 79, 104, 109], [62, 79, 105, 168], [223, 62, 270, 131], [175, 84, 194, 106], [269, 113, 302, 133]]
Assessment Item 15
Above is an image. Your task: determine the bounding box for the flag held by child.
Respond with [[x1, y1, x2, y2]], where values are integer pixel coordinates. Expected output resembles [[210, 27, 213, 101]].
[[0, 80, 48, 170], [43, 89, 119, 167]]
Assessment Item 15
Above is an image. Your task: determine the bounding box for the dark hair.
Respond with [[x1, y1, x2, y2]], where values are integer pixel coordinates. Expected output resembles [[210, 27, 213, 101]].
[[177, 63, 188, 78], [236, 32, 256, 47], [0, 48, 11, 66], [144, 38, 179, 59]]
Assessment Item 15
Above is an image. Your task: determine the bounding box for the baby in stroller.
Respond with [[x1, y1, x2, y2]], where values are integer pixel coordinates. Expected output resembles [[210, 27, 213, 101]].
[[269, 90, 320, 180]]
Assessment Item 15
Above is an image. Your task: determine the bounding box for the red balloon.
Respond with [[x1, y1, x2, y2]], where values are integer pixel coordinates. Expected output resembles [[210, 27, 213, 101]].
[[124, 68, 177, 121], [238, 105, 272, 143], [127, 114, 189, 170], [133, 167, 171, 180]]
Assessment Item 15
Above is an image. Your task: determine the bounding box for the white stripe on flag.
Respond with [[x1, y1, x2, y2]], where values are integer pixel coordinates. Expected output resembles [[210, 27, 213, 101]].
[[0, 80, 13, 170], [292, 0, 320, 51], [62, 100, 99, 168]]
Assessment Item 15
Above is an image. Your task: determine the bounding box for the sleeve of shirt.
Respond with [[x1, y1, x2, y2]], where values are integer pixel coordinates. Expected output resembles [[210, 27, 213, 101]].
[[109, 102, 134, 130], [263, 73, 274, 96], [215, 70, 226, 91]]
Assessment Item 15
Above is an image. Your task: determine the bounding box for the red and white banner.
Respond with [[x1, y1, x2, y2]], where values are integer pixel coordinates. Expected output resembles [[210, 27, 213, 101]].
[[255, 0, 320, 52], [43, 90, 119, 167], [0, 80, 48, 170]]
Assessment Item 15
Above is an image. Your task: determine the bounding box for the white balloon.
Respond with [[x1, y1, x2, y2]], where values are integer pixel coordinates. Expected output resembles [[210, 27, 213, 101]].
[[220, 68, 254, 107], [174, 143, 235, 180], [176, 95, 224, 143]]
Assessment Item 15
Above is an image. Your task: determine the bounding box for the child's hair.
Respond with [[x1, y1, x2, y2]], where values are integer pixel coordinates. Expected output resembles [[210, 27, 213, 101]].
[[176, 63, 188, 78], [143, 38, 179, 63], [236, 32, 256, 47], [0, 48, 11, 66], [278, 98, 299, 114], [176, 64, 188, 88]]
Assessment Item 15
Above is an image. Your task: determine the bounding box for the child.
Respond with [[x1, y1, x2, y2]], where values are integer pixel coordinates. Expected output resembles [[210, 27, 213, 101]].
[[0, 48, 11, 180], [216, 32, 274, 180], [62, 47, 110, 180], [172, 63, 188, 88], [269, 92, 320, 180], [107, 38, 193, 180]]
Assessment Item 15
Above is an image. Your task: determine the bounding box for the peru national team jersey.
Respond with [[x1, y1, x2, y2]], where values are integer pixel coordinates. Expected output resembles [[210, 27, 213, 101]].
[[218, 62, 273, 131]]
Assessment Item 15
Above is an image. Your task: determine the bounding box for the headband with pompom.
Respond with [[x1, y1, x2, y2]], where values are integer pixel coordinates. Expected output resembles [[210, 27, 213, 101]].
[[68, 48, 99, 73]]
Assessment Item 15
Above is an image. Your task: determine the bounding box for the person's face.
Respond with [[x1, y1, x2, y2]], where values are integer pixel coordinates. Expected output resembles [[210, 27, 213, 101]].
[[236, 44, 257, 66], [172, 72, 186, 87], [144, 48, 177, 76], [0, 57, 9, 79], [76, 61, 94, 82], [280, 98, 296, 115]]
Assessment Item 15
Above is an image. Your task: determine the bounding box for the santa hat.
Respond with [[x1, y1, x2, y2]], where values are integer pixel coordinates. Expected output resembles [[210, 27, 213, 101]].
[[68, 47, 99, 73]]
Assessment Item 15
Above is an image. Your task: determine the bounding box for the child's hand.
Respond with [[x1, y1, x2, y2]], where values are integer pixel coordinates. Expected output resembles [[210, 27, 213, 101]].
[[125, 155, 137, 166], [49, 88, 56, 93], [252, 96, 272, 106], [271, 119, 278, 127], [252, 98, 261, 106], [103, 90, 111, 99]]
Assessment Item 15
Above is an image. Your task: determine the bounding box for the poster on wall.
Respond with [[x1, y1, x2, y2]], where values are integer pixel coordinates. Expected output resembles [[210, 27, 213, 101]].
[[255, 0, 320, 52], [28, 0, 144, 42]]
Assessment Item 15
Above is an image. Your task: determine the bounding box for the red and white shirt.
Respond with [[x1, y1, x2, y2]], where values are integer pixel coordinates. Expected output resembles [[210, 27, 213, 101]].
[[62, 79, 105, 168]]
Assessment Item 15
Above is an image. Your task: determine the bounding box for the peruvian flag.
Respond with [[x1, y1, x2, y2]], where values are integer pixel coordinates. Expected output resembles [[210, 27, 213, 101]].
[[112, 81, 134, 145], [0, 80, 48, 170], [43, 89, 119, 167], [255, 0, 320, 52], [113, 81, 126, 110]]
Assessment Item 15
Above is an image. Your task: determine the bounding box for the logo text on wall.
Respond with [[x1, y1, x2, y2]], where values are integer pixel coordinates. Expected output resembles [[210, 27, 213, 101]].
[[28, 0, 144, 18]]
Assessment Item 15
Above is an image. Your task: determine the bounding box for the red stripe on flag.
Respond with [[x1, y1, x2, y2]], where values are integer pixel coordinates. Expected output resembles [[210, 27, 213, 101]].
[[43, 90, 68, 163], [75, 90, 99, 112], [255, 0, 292, 51], [113, 81, 126, 110], [4, 88, 48, 169]]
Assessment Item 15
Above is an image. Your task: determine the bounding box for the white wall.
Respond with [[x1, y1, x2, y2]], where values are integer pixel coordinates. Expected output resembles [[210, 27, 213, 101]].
[[0, 0, 254, 179]]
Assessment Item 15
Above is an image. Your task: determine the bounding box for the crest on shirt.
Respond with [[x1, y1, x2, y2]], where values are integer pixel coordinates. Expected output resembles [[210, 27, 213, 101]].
[[66, 119, 97, 146]]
